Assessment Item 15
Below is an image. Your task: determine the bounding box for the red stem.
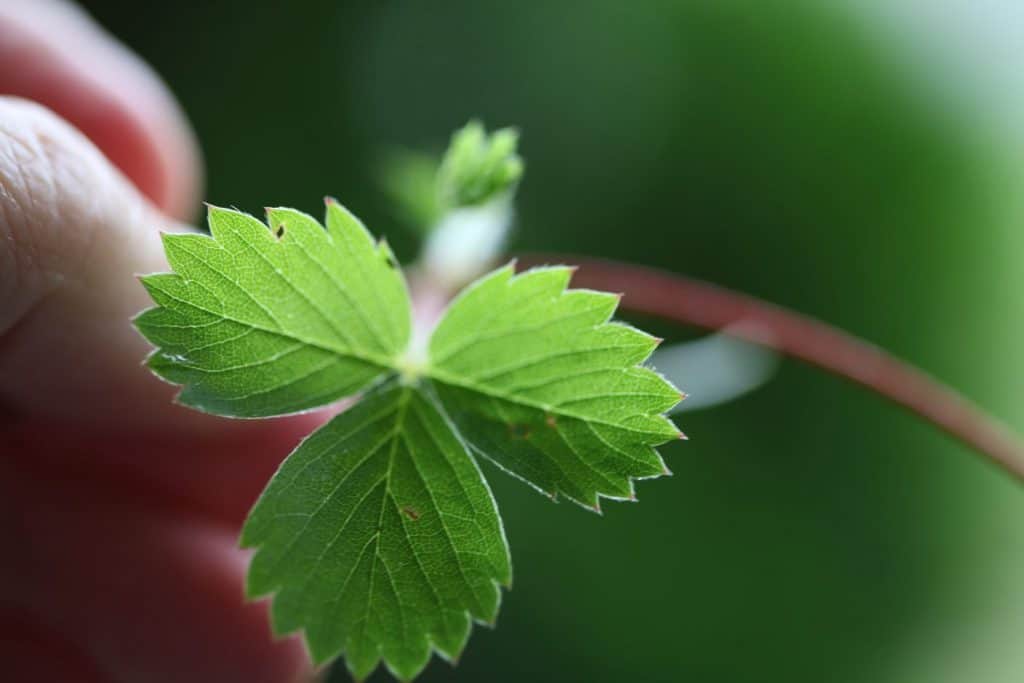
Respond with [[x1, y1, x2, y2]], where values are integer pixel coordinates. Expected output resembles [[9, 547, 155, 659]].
[[519, 254, 1024, 485]]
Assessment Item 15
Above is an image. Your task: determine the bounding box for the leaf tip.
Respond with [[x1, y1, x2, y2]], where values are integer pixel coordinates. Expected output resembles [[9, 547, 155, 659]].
[[201, 200, 225, 217]]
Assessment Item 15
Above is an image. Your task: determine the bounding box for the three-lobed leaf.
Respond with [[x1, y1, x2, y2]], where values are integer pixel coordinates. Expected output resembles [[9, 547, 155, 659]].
[[135, 201, 682, 681]]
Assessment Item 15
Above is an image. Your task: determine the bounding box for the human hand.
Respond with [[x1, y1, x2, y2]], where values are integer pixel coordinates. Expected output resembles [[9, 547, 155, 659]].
[[0, 2, 316, 680]]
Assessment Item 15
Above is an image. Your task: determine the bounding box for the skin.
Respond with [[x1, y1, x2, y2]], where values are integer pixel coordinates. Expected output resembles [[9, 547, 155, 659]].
[[0, 1, 317, 680]]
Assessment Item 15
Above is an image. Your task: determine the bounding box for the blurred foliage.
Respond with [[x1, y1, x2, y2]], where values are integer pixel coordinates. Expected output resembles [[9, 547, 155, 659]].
[[376, 149, 441, 235], [85, 0, 1024, 681]]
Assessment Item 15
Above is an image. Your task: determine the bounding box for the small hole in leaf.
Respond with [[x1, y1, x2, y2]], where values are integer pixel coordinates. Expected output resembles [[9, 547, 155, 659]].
[[275, 225, 285, 239]]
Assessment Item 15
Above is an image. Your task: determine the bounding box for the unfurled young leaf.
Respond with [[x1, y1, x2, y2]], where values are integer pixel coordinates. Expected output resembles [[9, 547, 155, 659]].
[[437, 120, 523, 211], [134, 125, 682, 682], [377, 121, 523, 238]]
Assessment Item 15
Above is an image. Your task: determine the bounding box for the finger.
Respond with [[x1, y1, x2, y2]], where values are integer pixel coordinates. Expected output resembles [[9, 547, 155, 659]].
[[0, 98, 329, 438], [0, 0, 201, 219], [0, 609, 109, 683], [5, 419, 315, 526], [0, 457, 314, 683], [0, 97, 211, 432]]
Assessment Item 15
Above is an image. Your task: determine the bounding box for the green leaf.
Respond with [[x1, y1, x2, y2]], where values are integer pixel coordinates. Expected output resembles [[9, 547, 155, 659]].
[[428, 264, 683, 510], [437, 120, 523, 211], [134, 201, 411, 417], [241, 382, 511, 681], [134, 191, 683, 681]]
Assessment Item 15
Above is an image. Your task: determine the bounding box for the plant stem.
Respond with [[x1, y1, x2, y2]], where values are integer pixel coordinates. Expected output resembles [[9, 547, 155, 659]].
[[519, 254, 1024, 485]]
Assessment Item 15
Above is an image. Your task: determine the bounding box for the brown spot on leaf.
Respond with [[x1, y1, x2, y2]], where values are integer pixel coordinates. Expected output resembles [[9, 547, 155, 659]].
[[401, 506, 420, 521], [508, 423, 531, 439]]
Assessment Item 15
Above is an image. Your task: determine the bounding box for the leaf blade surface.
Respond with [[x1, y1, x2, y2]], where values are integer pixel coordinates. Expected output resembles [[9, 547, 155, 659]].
[[134, 203, 410, 417], [428, 265, 682, 508], [242, 383, 511, 681]]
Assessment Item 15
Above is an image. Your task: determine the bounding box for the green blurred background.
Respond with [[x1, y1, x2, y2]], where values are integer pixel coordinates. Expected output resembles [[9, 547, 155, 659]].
[[82, 1, 1024, 680]]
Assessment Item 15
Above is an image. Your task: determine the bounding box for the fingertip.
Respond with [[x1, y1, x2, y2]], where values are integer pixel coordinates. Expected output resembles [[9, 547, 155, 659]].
[[0, 0, 202, 220], [2, 463, 315, 683]]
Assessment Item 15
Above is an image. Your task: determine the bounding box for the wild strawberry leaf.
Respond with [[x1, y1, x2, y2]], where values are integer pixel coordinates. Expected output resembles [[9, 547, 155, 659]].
[[241, 382, 510, 681], [134, 201, 409, 417], [429, 264, 682, 510], [134, 124, 683, 682]]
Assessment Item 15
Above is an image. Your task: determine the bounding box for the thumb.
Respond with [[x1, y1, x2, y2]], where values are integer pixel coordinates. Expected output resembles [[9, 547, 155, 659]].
[[0, 96, 203, 431]]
